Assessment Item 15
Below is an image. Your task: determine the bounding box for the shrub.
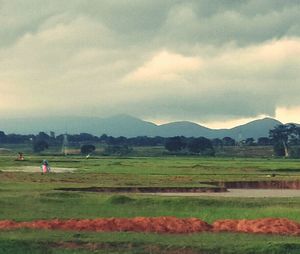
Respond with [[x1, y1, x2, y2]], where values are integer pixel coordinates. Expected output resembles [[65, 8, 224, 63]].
[[80, 144, 96, 155], [33, 140, 49, 153]]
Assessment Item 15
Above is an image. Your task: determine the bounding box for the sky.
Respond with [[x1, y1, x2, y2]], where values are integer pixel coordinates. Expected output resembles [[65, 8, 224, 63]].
[[0, 0, 299, 128]]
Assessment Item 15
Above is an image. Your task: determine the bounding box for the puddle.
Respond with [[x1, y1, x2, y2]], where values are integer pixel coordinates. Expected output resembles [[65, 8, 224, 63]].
[[205, 180, 300, 189], [154, 189, 300, 198], [3, 166, 76, 173], [56, 186, 227, 193]]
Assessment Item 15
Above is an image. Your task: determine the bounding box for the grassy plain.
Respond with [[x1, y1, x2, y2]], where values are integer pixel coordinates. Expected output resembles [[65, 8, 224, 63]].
[[1, 155, 300, 253]]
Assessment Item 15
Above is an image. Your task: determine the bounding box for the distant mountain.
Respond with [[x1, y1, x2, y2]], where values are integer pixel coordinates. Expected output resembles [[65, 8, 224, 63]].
[[157, 121, 212, 137], [225, 118, 283, 140], [0, 115, 283, 139], [155, 118, 282, 139], [0, 115, 157, 137]]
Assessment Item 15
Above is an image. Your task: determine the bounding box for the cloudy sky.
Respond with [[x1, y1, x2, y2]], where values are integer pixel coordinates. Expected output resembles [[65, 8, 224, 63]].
[[0, 0, 299, 128]]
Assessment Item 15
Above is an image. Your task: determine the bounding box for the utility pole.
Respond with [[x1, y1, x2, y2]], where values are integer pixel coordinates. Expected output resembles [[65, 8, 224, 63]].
[[62, 133, 68, 156]]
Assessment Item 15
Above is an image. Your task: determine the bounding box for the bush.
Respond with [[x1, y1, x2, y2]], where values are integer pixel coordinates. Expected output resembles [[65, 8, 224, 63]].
[[165, 137, 186, 152], [187, 137, 215, 156], [103, 145, 133, 156], [290, 147, 300, 158], [80, 144, 96, 155], [273, 142, 285, 157], [33, 140, 49, 153], [107, 195, 134, 204]]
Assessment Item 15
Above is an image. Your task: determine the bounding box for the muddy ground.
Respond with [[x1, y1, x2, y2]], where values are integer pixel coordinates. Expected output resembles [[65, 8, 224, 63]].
[[152, 189, 300, 198], [2, 166, 76, 173]]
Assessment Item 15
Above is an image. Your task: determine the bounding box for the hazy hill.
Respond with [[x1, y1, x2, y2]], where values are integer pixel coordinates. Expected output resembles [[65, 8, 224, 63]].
[[0, 115, 157, 137], [226, 118, 282, 140], [0, 115, 283, 139], [157, 121, 213, 137]]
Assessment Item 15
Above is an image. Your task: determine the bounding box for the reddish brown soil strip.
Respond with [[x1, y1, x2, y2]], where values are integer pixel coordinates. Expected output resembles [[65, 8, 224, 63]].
[[55, 186, 227, 193], [1, 217, 300, 236], [0, 217, 211, 234], [213, 218, 300, 236], [203, 180, 300, 189]]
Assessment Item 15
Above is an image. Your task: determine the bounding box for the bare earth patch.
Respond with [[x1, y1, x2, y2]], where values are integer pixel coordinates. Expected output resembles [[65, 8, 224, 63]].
[[3, 166, 76, 173], [1, 217, 300, 236], [56, 186, 227, 193], [0, 217, 211, 234], [152, 189, 300, 198]]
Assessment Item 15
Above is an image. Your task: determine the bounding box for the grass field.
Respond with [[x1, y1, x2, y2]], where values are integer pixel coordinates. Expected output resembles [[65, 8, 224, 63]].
[[1, 155, 300, 253]]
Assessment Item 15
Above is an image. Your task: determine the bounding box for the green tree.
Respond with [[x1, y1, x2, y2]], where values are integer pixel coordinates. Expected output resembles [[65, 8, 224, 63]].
[[164, 137, 186, 152], [257, 137, 272, 146], [80, 144, 96, 155], [222, 137, 235, 146], [245, 138, 255, 146], [0, 131, 6, 143], [269, 124, 298, 157], [103, 145, 132, 156], [187, 137, 215, 156], [33, 140, 49, 153]]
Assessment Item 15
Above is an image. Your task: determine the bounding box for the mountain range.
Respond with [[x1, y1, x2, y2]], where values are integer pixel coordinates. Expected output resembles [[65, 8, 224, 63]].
[[0, 115, 284, 140]]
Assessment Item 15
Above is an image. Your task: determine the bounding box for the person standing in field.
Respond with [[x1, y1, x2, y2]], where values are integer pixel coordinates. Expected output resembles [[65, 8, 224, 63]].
[[41, 159, 51, 174], [17, 152, 24, 160]]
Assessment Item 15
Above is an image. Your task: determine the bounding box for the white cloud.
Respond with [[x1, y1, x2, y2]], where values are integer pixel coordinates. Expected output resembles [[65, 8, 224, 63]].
[[275, 106, 300, 124], [124, 50, 202, 82], [202, 37, 300, 82]]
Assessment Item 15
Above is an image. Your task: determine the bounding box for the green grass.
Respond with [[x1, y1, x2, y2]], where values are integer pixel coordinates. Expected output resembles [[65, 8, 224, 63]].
[[1, 155, 300, 187], [1, 155, 300, 253], [2, 191, 300, 222], [2, 230, 300, 254]]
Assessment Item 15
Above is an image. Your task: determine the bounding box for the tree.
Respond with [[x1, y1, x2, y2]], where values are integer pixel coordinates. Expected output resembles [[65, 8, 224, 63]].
[[273, 142, 285, 156], [33, 140, 49, 153], [80, 144, 96, 155], [211, 138, 223, 148], [6, 134, 27, 144], [222, 137, 235, 146], [50, 131, 55, 139], [37, 132, 50, 141], [257, 137, 272, 146], [79, 133, 98, 142], [0, 131, 6, 143], [269, 124, 299, 157], [103, 145, 132, 156], [164, 137, 186, 152], [187, 137, 215, 156], [99, 134, 108, 143], [245, 138, 255, 146]]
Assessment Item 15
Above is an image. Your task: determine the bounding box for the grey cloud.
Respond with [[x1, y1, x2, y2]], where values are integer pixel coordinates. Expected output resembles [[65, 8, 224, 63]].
[[103, 88, 277, 122], [1, 0, 299, 48], [0, 0, 299, 122], [158, 1, 300, 47], [0, 0, 66, 46]]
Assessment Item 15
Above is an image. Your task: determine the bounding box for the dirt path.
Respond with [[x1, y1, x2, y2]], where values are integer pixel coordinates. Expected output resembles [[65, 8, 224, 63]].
[[3, 166, 76, 173], [151, 189, 300, 198], [56, 186, 227, 193]]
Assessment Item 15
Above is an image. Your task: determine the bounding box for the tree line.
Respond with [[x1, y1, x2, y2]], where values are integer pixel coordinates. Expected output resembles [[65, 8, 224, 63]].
[[0, 131, 274, 147], [0, 123, 299, 157]]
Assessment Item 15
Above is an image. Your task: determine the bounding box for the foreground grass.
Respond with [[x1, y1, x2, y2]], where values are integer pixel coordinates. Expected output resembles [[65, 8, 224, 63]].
[[1, 155, 300, 253], [1, 155, 300, 187], [2, 230, 300, 254], [1, 192, 300, 223]]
